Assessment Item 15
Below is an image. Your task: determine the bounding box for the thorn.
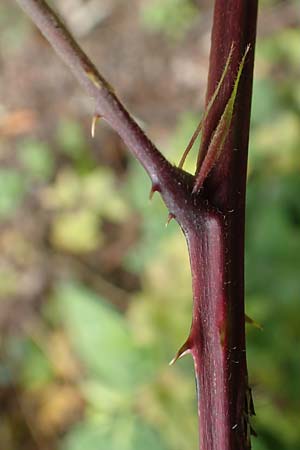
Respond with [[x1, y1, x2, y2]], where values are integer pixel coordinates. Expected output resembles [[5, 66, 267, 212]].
[[169, 339, 191, 366], [245, 314, 263, 330], [166, 213, 175, 227], [149, 183, 160, 200], [91, 114, 100, 138]]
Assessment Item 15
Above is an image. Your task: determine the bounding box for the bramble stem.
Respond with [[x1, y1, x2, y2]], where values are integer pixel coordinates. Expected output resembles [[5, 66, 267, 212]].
[[188, 1, 258, 449], [15, 1, 258, 449]]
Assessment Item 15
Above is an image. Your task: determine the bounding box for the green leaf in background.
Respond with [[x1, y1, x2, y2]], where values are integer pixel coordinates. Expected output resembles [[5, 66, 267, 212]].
[[80, 380, 128, 416], [246, 175, 300, 300], [258, 29, 299, 67], [132, 419, 166, 450], [56, 119, 95, 173], [41, 168, 129, 222], [0, 168, 26, 219], [5, 335, 54, 390], [0, 4, 29, 50], [62, 422, 116, 450], [250, 112, 300, 172], [140, 0, 197, 39], [40, 169, 82, 209], [50, 209, 101, 253], [19, 339, 54, 389], [251, 78, 279, 126], [62, 416, 165, 450], [18, 138, 54, 181], [56, 119, 86, 158], [82, 169, 129, 222], [53, 282, 148, 389]]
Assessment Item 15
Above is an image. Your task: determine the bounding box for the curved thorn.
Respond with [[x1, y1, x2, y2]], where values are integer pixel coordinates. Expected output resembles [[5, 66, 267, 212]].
[[91, 114, 100, 138], [149, 183, 160, 200], [166, 213, 175, 227], [169, 339, 192, 366]]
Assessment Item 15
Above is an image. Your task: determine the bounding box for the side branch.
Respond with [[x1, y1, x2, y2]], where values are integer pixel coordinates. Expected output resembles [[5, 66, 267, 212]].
[[15, 0, 176, 192]]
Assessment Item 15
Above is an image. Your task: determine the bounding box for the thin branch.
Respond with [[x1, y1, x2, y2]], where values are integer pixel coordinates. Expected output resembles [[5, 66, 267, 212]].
[[15, 0, 179, 193]]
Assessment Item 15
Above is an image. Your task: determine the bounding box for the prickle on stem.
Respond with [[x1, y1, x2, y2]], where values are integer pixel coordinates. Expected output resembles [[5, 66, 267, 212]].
[[149, 183, 160, 200], [169, 339, 192, 366], [166, 213, 175, 227], [91, 114, 100, 138]]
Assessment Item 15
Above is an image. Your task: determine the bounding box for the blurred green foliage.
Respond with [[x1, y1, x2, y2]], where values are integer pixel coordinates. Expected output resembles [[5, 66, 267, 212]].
[[0, 168, 27, 218], [140, 0, 198, 40], [1, 1, 300, 450]]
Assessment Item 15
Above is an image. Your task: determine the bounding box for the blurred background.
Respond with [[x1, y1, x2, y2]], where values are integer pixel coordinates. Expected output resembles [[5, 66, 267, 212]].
[[0, 0, 299, 449]]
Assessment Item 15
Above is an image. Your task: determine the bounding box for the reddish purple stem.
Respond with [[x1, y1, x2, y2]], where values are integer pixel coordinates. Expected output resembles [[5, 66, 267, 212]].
[[15, 1, 258, 449]]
